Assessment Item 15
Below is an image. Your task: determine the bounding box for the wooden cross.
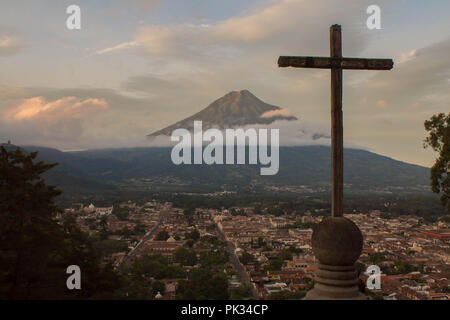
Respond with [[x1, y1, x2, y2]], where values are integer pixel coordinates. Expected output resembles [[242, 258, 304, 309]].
[[278, 24, 393, 217]]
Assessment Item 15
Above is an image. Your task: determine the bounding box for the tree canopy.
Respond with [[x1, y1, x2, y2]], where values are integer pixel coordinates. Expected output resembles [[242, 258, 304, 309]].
[[0, 146, 121, 299], [424, 113, 450, 211]]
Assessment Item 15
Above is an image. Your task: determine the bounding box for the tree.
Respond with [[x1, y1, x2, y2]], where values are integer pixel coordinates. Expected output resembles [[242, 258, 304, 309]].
[[176, 268, 229, 300], [240, 252, 255, 265], [99, 215, 108, 240], [185, 229, 200, 241], [155, 230, 170, 241], [185, 239, 195, 248], [113, 206, 130, 221], [0, 146, 122, 299], [0, 147, 62, 299], [268, 290, 305, 300], [128, 254, 185, 280], [424, 112, 450, 211], [174, 247, 197, 266], [231, 284, 252, 300]]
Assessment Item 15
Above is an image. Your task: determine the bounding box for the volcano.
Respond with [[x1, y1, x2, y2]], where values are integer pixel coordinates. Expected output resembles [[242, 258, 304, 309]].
[[148, 90, 297, 136]]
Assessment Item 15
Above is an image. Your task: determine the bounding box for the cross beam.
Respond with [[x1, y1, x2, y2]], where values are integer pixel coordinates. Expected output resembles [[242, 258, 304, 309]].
[[278, 56, 393, 70], [278, 25, 393, 217]]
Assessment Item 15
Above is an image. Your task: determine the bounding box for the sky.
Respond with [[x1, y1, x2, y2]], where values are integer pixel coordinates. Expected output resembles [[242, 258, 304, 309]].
[[0, 0, 449, 166]]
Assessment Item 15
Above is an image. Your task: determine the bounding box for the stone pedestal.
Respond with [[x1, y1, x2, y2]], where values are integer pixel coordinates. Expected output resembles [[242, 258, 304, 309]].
[[304, 216, 368, 300]]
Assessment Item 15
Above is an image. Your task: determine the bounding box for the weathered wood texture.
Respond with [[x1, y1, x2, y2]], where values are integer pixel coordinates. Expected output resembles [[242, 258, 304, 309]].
[[278, 56, 393, 70], [330, 24, 343, 218]]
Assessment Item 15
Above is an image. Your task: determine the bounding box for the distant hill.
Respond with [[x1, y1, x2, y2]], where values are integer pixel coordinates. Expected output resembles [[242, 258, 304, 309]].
[[149, 90, 297, 136], [1, 144, 119, 198], [12, 145, 430, 196]]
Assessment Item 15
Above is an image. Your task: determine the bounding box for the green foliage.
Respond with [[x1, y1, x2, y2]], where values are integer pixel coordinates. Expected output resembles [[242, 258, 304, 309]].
[[113, 206, 130, 221], [155, 230, 170, 241], [286, 246, 304, 255], [253, 236, 266, 248], [230, 284, 252, 300], [424, 112, 450, 211], [200, 235, 221, 245], [133, 222, 147, 235], [174, 247, 198, 266], [239, 252, 255, 265], [199, 250, 229, 268], [287, 221, 317, 229], [268, 290, 305, 300], [0, 147, 122, 299], [176, 268, 229, 300], [368, 252, 387, 265], [264, 259, 283, 272], [127, 254, 185, 280], [185, 239, 195, 248], [263, 249, 295, 272], [92, 238, 129, 256], [185, 229, 200, 241], [183, 208, 195, 225], [384, 260, 418, 275]]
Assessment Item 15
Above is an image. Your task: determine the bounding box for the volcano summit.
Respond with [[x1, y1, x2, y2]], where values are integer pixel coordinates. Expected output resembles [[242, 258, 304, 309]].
[[149, 90, 297, 136]]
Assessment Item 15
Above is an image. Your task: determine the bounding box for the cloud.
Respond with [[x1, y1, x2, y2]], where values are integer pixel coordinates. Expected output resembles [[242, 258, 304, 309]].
[[131, 0, 362, 61], [398, 49, 417, 64], [0, 28, 26, 56], [0, 86, 165, 150], [212, 0, 314, 43], [342, 36, 450, 165], [147, 119, 367, 149], [358, 36, 450, 110], [4, 96, 108, 122], [260, 108, 293, 118], [95, 41, 139, 55], [376, 100, 387, 109], [123, 0, 162, 10], [134, 25, 180, 55], [0, 92, 116, 149]]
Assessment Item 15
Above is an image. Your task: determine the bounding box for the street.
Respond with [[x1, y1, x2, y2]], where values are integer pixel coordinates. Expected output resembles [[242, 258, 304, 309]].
[[116, 203, 171, 270]]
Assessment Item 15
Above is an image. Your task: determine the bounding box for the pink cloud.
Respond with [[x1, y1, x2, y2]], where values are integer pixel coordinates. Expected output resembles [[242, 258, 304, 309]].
[[260, 108, 293, 118], [5, 96, 108, 122], [376, 100, 387, 109]]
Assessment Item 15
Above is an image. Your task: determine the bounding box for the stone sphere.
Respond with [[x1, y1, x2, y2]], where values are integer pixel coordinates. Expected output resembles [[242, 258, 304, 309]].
[[311, 217, 363, 266]]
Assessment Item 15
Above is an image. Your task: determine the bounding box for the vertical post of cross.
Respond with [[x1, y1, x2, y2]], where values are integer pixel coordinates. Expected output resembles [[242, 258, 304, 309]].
[[330, 24, 343, 218]]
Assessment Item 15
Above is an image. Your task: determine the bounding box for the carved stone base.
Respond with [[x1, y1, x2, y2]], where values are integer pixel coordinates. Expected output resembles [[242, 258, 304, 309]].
[[304, 264, 368, 300], [304, 216, 368, 300]]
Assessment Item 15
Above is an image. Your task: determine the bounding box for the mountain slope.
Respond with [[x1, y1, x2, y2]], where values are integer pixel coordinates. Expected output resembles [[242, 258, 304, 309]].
[[149, 90, 297, 136], [1, 144, 119, 198], [14, 145, 430, 194]]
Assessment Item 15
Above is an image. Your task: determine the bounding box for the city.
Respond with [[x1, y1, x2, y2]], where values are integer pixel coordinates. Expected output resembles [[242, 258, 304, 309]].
[[64, 199, 450, 300]]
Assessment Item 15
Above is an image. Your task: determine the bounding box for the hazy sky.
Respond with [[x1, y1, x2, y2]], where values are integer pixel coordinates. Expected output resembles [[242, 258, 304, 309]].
[[0, 0, 449, 166]]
